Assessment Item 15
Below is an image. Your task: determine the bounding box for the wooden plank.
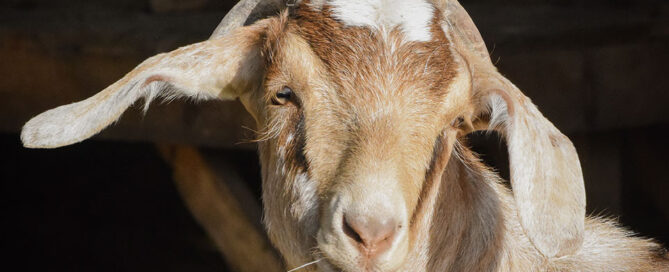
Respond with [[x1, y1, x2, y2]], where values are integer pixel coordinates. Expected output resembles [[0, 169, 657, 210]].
[[157, 145, 283, 272]]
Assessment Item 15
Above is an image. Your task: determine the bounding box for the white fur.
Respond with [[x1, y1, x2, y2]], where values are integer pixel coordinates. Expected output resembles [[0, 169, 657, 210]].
[[325, 0, 434, 42], [290, 171, 319, 221], [487, 93, 509, 131]]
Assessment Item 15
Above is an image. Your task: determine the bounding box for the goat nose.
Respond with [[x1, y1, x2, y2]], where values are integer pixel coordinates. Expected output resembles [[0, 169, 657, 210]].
[[343, 212, 397, 258]]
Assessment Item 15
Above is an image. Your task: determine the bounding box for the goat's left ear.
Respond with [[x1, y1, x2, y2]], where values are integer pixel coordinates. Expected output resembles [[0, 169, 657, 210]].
[[22, 20, 270, 149], [469, 65, 586, 258], [437, 0, 586, 257]]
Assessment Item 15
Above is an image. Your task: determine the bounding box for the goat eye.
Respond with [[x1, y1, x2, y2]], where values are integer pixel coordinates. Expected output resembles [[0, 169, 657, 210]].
[[272, 86, 293, 105]]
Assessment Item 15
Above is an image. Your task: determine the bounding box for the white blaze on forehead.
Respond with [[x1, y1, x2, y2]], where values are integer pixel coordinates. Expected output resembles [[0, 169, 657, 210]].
[[325, 0, 435, 42]]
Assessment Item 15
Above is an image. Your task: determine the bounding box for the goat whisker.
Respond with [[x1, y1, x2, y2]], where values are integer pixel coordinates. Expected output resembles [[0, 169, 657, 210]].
[[286, 258, 323, 272]]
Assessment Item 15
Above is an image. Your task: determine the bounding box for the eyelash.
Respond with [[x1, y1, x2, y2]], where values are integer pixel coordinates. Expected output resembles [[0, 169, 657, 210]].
[[272, 86, 294, 106]]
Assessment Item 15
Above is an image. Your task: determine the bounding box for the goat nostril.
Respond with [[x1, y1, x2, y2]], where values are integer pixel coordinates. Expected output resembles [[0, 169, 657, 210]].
[[343, 216, 364, 244], [342, 213, 397, 257]]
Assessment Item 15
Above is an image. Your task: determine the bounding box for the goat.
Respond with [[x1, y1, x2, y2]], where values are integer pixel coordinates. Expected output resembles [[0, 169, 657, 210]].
[[20, 0, 669, 271]]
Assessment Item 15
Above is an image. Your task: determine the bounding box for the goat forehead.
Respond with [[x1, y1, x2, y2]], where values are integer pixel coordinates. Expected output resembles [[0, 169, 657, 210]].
[[309, 0, 435, 42], [292, 4, 455, 104]]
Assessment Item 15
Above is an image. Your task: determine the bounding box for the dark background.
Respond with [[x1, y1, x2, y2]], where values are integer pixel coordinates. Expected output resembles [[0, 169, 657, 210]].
[[1, 0, 667, 271]]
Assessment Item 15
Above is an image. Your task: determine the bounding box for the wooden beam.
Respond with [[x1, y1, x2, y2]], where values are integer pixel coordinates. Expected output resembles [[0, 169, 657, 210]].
[[157, 145, 283, 272]]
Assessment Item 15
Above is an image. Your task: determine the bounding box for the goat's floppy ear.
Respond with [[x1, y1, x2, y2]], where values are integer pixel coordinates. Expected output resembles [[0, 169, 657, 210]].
[[472, 73, 586, 258], [21, 21, 268, 149], [438, 0, 586, 258]]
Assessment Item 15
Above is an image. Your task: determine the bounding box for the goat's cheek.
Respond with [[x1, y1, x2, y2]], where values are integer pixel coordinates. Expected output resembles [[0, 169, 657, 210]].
[[400, 134, 442, 217], [400, 169, 423, 218]]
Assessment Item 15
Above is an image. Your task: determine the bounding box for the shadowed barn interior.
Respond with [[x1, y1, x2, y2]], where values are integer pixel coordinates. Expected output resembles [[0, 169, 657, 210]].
[[1, 0, 667, 271]]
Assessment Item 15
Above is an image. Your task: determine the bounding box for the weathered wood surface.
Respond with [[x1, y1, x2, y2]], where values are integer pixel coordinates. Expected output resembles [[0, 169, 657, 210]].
[[1, 2, 667, 147], [158, 145, 284, 271]]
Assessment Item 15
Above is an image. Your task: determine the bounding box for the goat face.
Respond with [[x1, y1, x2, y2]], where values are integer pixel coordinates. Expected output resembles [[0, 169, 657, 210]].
[[21, 1, 587, 271], [249, 8, 473, 271]]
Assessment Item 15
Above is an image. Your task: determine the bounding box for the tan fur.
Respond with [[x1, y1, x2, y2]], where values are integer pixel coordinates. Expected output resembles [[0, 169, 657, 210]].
[[20, 1, 669, 271], [421, 147, 669, 272]]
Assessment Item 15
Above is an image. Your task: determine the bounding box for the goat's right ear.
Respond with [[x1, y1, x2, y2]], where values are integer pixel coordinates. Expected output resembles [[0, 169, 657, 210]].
[[21, 20, 270, 149]]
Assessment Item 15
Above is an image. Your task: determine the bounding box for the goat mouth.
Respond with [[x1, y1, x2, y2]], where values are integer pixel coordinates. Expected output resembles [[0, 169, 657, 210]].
[[316, 252, 400, 272], [317, 258, 376, 272], [318, 259, 344, 272]]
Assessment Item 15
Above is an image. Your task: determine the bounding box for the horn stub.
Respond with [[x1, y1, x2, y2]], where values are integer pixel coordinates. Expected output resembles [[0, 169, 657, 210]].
[[210, 0, 284, 39]]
